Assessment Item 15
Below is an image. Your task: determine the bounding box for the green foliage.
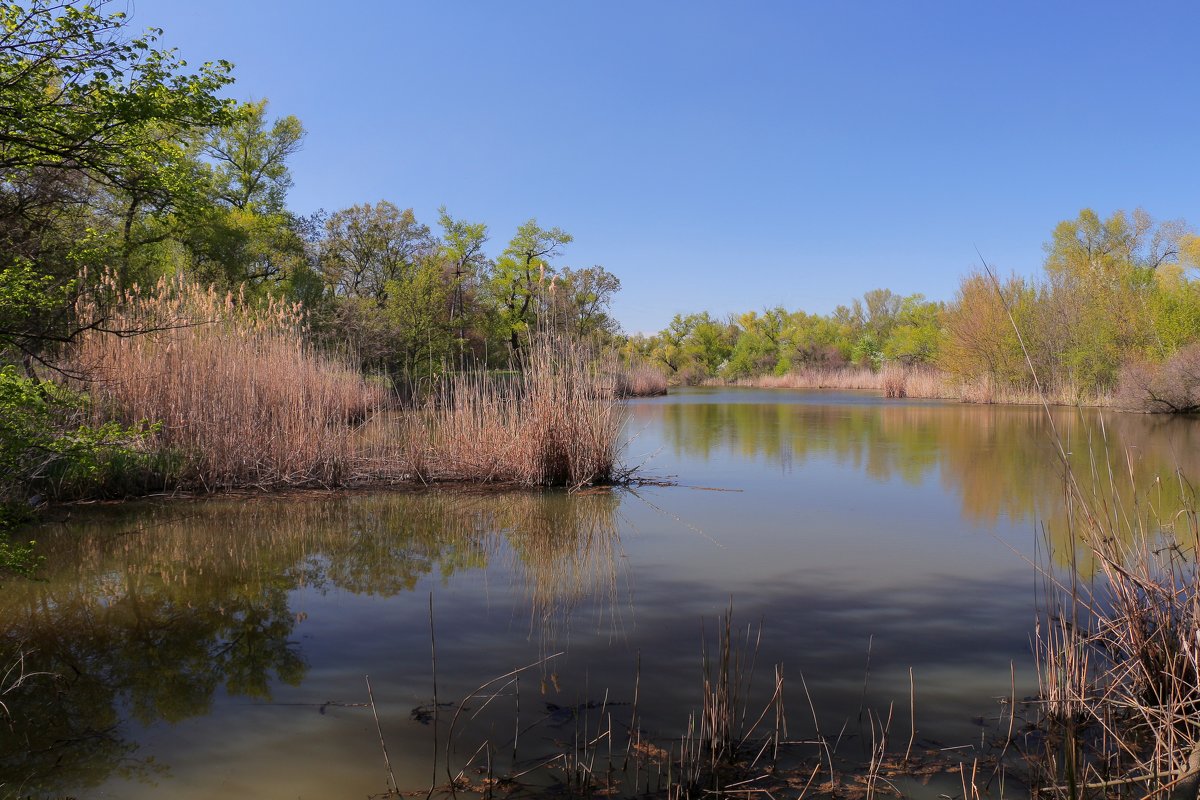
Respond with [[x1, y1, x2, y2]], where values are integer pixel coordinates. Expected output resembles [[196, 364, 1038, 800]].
[[882, 295, 942, 364], [203, 100, 304, 213], [0, 363, 158, 574], [1150, 265, 1200, 355], [726, 309, 787, 377], [382, 260, 455, 379], [0, 529, 37, 576], [320, 201, 432, 300], [0, 366, 152, 500], [486, 219, 573, 351], [0, 262, 77, 355], [0, 1, 234, 182], [547, 266, 621, 340]]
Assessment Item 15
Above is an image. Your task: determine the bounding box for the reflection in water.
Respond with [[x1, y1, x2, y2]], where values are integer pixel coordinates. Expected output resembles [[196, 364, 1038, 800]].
[[0, 490, 621, 794], [644, 393, 1200, 560], [5, 392, 1199, 799]]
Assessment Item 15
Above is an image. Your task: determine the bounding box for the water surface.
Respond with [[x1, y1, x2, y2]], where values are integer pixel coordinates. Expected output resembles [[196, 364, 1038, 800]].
[[3, 388, 1197, 798]]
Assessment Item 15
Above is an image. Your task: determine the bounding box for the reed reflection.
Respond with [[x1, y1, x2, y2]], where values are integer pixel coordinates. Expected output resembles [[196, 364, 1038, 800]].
[[0, 488, 622, 793]]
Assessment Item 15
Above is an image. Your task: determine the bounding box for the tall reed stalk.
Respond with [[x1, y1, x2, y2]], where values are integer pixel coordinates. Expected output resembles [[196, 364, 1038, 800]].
[[368, 335, 626, 488], [973, 257, 1200, 798], [71, 275, 384, 489], [1031, 462, 1200, 799], [68, 276, 624, 491]]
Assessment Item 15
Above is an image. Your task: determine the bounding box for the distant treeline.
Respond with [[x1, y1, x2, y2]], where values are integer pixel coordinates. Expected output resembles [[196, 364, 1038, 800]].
[[624, 208, 1200, 407]]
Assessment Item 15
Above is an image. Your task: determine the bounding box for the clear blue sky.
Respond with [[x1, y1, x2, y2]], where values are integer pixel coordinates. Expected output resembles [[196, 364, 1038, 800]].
[[138, 0, 1200, 334]]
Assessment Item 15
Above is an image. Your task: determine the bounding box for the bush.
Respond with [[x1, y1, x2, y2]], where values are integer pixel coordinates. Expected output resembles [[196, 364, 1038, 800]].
[[0, 366, 151, 503], [1117, 343, 1200, 413]]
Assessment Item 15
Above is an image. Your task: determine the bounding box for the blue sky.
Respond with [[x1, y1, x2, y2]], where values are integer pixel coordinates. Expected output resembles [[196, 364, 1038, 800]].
[[139, 1, 1200, 333]]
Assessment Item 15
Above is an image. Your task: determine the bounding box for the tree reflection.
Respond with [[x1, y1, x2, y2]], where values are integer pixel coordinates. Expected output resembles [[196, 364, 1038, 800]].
[[0, 488, 622, 794], [643, 397, 1200, 561]]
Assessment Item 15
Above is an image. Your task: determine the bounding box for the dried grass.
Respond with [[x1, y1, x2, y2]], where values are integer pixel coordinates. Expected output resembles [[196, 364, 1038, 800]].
[[361, 335, 626, 488], [1028, 451, 1200, 798], [614, 362, 668, 398], [67, 277, 624, 491], [734, 366, 882, 391], [71, 275, 383, 489], [727, 366, 1114, 407]]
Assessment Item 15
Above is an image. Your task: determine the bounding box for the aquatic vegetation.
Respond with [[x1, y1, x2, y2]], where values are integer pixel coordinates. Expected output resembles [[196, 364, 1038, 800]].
[[66, 278, 624, 491], [724, 365, 1113, 407], [367, 335, 627, 487], [614, 362, 669, 398], [1029, 460, 1200, 799]]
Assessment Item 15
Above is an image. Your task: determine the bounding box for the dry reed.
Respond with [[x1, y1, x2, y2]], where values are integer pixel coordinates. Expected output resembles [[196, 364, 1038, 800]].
[[728, 365, 1114, 407], [361, 335, 626, 488], [1029, 459, 1200, 799], [71, 275, 384, 489], [67, 277, 624, 492], [614, 362, 668, 398]]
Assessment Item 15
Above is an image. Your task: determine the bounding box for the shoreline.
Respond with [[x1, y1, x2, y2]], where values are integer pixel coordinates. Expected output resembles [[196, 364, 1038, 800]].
[[689, 366, 1119, 409]]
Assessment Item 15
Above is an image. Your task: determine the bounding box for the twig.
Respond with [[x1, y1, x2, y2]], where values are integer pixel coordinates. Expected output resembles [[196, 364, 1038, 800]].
[[365, 675, 398, 794]]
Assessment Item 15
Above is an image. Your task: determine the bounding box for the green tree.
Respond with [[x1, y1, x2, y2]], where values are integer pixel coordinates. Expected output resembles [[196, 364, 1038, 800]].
[[882, 294, 942, 364], [437, 206, 490, 343], [684, 312, 734, 375], [203, 99, 304, 213], [726, 308, 788, 377], [382, 260, 454, 378], [320, 201, 433, 301], [1041, 208, 1183, 389], [486, 219, 572, 353], [547, 265, 621, 340], [0, 0, 233, 356]]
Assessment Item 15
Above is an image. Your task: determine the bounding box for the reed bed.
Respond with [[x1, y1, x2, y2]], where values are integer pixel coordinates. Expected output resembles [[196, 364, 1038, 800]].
[[728, 365, 1114, 407], [1029, 459, 1200, 800], [71, 275, 384, 490], [362, 336, 626, 488], [733, 366, 883, 391], [421, 338, 623, 486], [67, 277, 624, 492], [613, 362, 669, 398]]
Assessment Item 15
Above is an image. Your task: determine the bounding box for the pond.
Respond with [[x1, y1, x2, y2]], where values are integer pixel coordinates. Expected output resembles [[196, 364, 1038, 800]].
[[3, 388, 1198, 798]]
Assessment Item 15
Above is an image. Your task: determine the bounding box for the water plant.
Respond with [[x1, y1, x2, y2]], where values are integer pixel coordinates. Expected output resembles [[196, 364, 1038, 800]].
[[64, 275, 625, 494]]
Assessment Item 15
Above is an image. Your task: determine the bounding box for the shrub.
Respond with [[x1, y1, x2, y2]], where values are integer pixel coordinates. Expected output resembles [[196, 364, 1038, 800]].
[[1117, 343, 1200, 413]]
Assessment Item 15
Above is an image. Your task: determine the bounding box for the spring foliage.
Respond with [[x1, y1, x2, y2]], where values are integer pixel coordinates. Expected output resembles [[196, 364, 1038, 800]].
[[629, 209, 1200, 409]]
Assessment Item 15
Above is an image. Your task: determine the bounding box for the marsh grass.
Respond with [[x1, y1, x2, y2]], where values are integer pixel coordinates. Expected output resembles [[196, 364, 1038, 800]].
[[730, 365, 1114, 407], [72, 275, 383, 490], [409, 606, 792, 800], [965, 258, 1200, 798], [614, 362, 669, 398], [65, 277, 624, 492], [1028, 460, 1200, 799], [363, 335, 626, 488], [732, 366, 882, 391], [401, 606, 983, 800]]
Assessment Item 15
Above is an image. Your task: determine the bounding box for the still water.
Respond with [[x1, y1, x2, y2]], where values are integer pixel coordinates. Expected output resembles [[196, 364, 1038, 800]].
[[3, 388, 1198, 798]]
